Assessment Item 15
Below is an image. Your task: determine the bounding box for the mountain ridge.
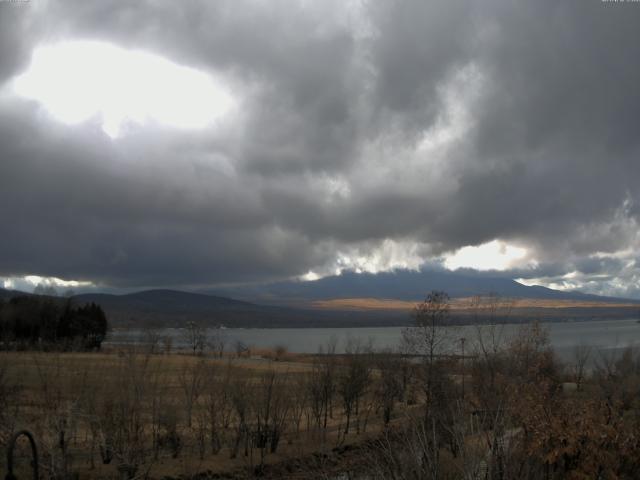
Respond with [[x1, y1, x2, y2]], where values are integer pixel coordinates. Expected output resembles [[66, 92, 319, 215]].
[[213, 269, 633, 305], [2, 269, 639, 328]]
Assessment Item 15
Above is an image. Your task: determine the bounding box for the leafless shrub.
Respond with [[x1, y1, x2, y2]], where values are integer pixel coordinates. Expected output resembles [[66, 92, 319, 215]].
[[274, 344, 288, 361], [234, 340, 250, 358]]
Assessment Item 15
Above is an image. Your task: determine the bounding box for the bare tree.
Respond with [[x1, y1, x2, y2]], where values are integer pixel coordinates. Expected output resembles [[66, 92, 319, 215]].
[[208, 325, 226, 358], [178, 357, 207, 428], [148, 359, 170, 460], [572, 343, 592, 392], [288, 372, 309, 441], [234, 340, 250, 358], [162, 335, 173, 355], [31, 353, 84, 479], [469, 294, 515, 404], [337, 338, 372, 436], [97, 352, 153, 479], [203, 361, 233, 455], [229, 370, 251, 459], [375, 350, 404, 426], [251, 369, 291, 472], [183, 321, 206, 355], [308, 338, 338, 437], [470, 294, 514, 357], [140, 327, 162, 355], [403, 291, 456, 409]]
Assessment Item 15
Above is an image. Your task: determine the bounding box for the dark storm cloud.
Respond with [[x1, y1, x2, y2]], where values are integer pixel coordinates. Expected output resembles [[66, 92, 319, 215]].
[[0, 3, 34, 83], [0, 99, 329, 286], [1, 0, 640, 295]]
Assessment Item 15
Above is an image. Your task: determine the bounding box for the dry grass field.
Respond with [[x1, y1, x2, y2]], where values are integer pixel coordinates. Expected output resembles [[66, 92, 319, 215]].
[[4, 315, 640, 479], [0, 348, 419, 479]]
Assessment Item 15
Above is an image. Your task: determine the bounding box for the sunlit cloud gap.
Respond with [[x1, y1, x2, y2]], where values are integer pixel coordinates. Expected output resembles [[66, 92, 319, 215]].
[[11, 41, 235, 138], [2, 275, 94, 294], [443, 240, 531, 271]]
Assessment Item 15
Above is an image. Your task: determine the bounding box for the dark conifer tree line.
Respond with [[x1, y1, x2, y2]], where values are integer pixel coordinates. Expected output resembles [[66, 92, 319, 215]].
[[0, 295, 108, 350]]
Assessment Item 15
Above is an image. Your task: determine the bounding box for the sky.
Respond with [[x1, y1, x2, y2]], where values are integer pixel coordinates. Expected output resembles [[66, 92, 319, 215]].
[[1, 0, 640, 298]]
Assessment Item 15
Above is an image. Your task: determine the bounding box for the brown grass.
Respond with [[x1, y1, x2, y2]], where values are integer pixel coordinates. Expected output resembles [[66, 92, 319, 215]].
[[311, 296, 639, 311]]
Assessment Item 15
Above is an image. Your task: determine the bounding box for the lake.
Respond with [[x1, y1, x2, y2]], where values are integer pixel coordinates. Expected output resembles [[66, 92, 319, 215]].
[[106, 318, 640, 361]]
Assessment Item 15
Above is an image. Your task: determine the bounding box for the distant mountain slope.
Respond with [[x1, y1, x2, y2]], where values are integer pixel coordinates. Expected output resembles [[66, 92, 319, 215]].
[[72, 289, 298, 327], [0, 287, 413, 327], [3, 268, 639, 329], [0, 288, 30, 300], [75, 289, 256, 312], [216, 269, 635, 305]]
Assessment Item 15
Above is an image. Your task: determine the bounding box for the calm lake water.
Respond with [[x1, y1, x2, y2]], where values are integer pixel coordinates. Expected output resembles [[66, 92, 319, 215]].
[[106, 318, 640, 361]]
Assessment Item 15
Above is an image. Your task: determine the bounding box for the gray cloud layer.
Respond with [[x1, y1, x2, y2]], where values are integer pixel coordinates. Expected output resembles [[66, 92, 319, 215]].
[[1, 0, 640, 296]]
